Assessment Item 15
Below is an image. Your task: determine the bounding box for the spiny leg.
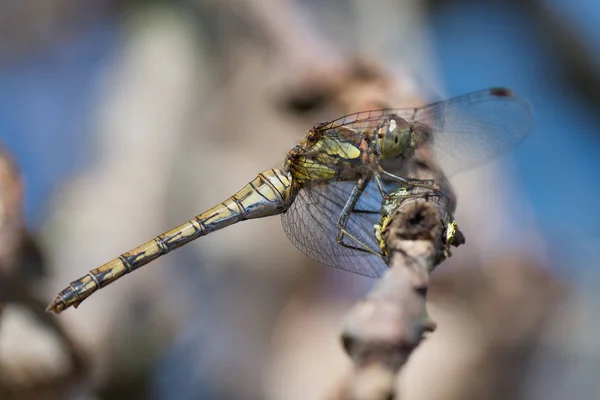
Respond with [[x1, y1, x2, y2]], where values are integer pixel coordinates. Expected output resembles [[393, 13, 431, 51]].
[[378, 169, 438, 192], [375, 175, 437, 202], [338, 229, 381, 256], [353, 209, 380, 214], [335, 178, 382, 257]]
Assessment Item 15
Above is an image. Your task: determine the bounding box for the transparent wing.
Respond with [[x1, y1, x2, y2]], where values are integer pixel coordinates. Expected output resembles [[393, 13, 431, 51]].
[[281, 180, 388, 278], [319, 109, 393, 132], [408, 88, 532, 176], [322, 88, 532, 176], [282, 88, 530, 274]]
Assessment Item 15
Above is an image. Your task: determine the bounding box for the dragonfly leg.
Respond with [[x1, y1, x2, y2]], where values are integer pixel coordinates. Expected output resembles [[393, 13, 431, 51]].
[[378, 169, 438, 191], [375, 174, 390, 200], [375, 175, 436, 202], [338, 228, 382, 256], [352, 209, 380, 214], [335, 178, 383, 257]]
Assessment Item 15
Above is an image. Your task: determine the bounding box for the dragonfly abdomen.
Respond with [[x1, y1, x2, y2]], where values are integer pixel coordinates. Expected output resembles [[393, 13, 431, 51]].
[[47, 168, 295, 313]]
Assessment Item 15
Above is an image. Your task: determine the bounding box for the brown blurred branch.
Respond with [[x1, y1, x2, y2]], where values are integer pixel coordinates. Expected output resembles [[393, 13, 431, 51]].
[[0, 271, 88, 400], [0, 145, 88, 399]]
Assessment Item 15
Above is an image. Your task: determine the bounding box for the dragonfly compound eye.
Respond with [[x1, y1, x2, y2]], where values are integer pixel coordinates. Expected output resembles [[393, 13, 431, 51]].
[[377, 116, 411, 159]]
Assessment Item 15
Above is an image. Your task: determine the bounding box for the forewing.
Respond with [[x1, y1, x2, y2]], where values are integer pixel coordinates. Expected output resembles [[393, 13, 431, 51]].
[[409, 88, 532, 176], [283, 88, 531, 273], [326, 88, 532, 176], [314, 109, 393, 136], [281, 180, 387, 278]]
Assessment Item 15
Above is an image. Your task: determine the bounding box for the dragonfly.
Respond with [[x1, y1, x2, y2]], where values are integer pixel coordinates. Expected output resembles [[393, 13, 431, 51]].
[[47, 87, 532, 313]]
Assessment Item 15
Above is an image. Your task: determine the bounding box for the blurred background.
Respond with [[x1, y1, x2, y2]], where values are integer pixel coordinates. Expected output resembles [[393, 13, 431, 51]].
[[0, 0, 597, 399]]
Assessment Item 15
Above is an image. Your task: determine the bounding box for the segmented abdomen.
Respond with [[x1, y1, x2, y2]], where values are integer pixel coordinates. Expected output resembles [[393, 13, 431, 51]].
[[47, 168, 295, 313]]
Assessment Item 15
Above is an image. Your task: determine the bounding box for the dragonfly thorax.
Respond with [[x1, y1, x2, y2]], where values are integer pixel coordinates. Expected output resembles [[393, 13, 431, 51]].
[[376, 115, 411, 160]]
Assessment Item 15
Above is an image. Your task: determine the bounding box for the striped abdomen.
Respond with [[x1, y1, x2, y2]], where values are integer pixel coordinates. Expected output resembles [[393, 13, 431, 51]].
[[47, 169, 295, 313]]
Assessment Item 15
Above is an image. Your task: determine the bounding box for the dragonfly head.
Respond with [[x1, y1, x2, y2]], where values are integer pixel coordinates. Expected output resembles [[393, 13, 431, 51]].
[[376, 116, 411, 159]]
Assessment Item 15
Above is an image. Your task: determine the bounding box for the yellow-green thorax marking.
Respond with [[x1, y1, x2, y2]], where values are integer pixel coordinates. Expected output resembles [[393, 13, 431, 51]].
[[285, 126, 373, 186], [285, 115, 414, 187]]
